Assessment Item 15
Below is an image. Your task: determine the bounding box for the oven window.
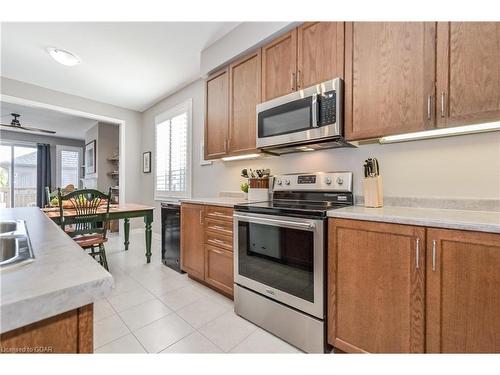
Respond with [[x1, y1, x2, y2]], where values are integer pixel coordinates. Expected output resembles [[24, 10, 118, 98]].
[[237, 221, 314, 302], [258, 97, 313, 138]]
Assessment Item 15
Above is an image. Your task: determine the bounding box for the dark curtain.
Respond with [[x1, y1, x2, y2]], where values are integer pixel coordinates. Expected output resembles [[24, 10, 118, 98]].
[[36, 143, 51, 208]]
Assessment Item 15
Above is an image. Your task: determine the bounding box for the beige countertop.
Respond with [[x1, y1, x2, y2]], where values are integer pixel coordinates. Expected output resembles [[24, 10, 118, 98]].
[[180, 197, 254, 207], [327, 205, 500, 234], [0, 208, 114, 333]]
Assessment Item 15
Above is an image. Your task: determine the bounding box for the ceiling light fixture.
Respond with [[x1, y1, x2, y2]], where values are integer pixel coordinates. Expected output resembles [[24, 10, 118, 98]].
[[46, 47, 81, 66], [379, 121, 500, 144], [221, 153, 260, 162]]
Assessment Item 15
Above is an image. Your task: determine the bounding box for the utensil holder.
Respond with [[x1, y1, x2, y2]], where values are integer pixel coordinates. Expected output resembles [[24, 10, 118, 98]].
[[248, 178, 270, 201], [363, 176, 383, 208]]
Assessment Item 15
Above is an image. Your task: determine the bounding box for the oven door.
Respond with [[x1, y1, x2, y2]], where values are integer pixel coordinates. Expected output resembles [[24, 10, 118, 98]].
[[233, 212, 324, 319]]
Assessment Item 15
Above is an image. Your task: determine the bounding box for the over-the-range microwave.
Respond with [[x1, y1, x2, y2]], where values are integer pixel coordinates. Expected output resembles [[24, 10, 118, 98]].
[[256, 77, 354, 155]]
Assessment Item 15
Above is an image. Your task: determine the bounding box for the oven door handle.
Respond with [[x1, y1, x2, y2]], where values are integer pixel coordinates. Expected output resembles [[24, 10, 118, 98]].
[[234, 213, 316, 230]]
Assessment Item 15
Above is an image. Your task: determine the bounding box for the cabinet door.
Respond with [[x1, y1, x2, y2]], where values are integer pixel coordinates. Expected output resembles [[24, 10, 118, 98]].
[[261, 29, 297, 101], [328, 219, 425, 353], [436, 22, 500, 127], [205, 244, 234, 296], [180, 203, 205, 279], [205, 68, 229, 159], [228, 50, 261, 155], [426, 228, 500, 353], [345, 22, 436, 140], [297, 22, 344, 88]]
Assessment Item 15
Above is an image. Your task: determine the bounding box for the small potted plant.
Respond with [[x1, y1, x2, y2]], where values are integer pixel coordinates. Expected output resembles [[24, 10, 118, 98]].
[[240, 182, 249, 200]]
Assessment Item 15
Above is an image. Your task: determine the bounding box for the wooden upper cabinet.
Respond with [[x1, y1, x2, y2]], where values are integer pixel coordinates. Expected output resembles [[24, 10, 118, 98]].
[[328, 219, 425, 353], [436, 22, 500, 127], [426, 228, 500, 353], [180, 203, 205, 279], [228, 50, 261, 155], [261, 29, 297, 101], [297, 22, 345, 88], [345, 22, 437, 140], [205, 68, 229, 159]]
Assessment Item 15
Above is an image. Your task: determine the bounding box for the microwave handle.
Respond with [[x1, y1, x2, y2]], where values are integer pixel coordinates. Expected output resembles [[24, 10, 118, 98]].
[[312, 93, 319, 128]]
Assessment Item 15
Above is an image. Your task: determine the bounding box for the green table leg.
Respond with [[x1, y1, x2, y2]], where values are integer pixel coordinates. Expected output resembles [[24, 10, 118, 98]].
[[144, 213, 153, 263], [124, 218, 130, 251]]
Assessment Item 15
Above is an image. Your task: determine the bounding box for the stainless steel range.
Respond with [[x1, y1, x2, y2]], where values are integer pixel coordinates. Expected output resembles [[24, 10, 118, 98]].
[[233, 171, 354, 353]]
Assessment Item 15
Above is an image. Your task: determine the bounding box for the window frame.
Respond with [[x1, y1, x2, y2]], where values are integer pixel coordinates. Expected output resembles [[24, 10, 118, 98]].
[[154, 98, 193, 200], [56, 144, 83, 188]]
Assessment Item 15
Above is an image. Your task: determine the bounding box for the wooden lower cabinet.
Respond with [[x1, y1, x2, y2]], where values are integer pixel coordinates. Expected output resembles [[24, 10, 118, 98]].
[[426, 228, 500, 353], [180, 203, 205, 279], [328, 219, 425, 353], [205, 245, 234, 296], [0, 304, 93, 353], [181, 203, 234, 297], [328, 219, 500, 353]]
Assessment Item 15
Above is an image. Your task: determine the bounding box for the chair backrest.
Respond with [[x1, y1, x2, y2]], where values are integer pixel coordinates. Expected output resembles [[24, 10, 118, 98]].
[[58, 188, 112, 239]]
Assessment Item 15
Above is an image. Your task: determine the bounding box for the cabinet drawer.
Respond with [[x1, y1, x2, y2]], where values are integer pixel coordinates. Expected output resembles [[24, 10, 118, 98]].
[[205, 245, 234, 296], [206, 231, 233, 252], [205, 206, 233, 222], [205, 218, 233, 237]]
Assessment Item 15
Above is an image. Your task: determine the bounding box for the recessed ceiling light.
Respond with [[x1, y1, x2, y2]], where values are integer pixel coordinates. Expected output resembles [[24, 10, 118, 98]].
[[46, 47, 81, 66]]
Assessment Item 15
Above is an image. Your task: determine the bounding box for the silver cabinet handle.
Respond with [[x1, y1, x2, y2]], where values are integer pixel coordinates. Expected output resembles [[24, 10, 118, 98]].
[[211, 248, 224, 255], [209, 238, 226, 245], [416, 238, 420, 269], [209, 225, 229, 232], [296, 70, 301, 89], [427, 95, 433, 120], [440, 92, 446, 118], [291, 72, 296, 91], [432, 240, 437, 271], [199, 210, 203, 225]]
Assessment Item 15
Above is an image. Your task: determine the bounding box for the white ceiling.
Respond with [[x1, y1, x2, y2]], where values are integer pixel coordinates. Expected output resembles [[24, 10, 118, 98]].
[[0, 101, 99, 140], [1, 22, 240, 111]]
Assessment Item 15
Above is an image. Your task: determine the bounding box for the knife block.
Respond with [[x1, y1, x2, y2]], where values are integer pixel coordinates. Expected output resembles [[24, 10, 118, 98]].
[[363, 176, 383, 208], [248, 177, 270, 201]]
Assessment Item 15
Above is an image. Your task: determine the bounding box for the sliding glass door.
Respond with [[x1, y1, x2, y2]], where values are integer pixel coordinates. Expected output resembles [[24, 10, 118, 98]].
[[0, 143, 38, 208]]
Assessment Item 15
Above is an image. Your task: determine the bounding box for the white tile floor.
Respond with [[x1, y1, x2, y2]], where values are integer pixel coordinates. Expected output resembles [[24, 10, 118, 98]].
[[93, 230, 301, 354]]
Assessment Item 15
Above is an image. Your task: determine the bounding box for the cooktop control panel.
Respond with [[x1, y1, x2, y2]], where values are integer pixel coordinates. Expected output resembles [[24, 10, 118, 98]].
[[273, 171, 353, 192]]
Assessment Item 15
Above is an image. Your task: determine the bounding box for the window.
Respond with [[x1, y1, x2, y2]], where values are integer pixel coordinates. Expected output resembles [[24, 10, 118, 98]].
[[56, 145, 82, 188], [0, 143, 37, 208], [154, 99, 192, 199]]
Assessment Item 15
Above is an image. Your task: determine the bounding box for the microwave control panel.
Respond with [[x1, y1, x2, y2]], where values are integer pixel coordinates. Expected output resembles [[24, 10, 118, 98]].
[[318, 90, 336, 126]]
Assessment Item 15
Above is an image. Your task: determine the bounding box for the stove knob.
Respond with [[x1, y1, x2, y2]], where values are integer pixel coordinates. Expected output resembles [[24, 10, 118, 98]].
[[276, 179, 282, 186], [336, 177, 344, 185], [284, 179, 291, 185], [325, 177, 332, 185]]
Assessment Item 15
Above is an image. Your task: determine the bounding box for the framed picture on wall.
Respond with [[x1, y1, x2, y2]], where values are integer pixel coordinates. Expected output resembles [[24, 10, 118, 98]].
[[143, 151, 151, 173], [84, 140, 96, 175]]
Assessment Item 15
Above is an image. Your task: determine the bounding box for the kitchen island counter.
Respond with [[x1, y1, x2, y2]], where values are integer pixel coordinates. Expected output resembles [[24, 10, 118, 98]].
[[0, 208, 113, 334]]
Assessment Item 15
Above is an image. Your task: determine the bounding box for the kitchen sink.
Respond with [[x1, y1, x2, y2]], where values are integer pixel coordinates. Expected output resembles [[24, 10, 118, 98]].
[[0, 220, 34, 268]]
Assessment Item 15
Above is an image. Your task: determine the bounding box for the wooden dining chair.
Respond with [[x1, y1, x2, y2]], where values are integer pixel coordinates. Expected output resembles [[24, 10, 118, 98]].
[[58, 188, 112, 271]]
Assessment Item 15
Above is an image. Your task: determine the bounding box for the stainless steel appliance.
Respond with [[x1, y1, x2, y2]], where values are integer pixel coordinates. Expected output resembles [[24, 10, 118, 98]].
[[256, 78, 354, 155], [161, 202, 184, 274], [233, 171, 354, 353]]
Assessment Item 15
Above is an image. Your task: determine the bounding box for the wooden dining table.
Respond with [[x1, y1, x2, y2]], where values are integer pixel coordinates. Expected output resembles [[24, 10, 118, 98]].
[[43, 203, 155, 263]]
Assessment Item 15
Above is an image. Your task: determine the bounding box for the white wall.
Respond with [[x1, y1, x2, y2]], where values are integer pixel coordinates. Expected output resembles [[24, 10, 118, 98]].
[[200, 22, 296, 75], [141, 77, 500, 234], [1, 77, 144, 228]]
